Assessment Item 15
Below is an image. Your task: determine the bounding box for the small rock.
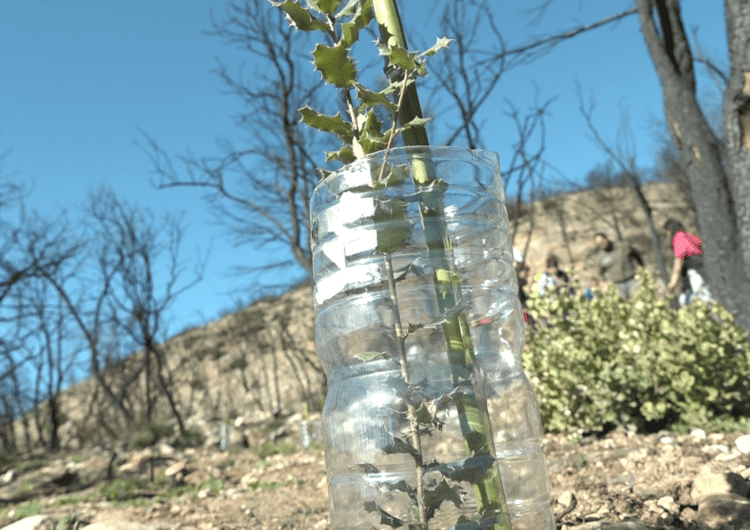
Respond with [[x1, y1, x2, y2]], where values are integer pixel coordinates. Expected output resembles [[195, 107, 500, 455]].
[[1, 515, 55, 530], [680, 507, 698, 525], [164, 459, 187, 477], [557, 490, 575, 506], [156, 442, 176, 457], [208, 465, 222, 479], [692, 472, 749, 503], [118, 449, 152, 473], [697, 493, 750, 529], [632, 483, 664, 500], [735, 434, 750, 454], [316, 475, 328, 490], [691, 428, 707, 439], [1, 469, 15, 484], [197, 487, 213, 499], [656, 496, 680, 515]]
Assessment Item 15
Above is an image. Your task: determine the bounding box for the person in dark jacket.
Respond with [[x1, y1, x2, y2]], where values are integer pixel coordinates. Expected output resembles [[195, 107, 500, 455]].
[[593, 232, 643, 299]]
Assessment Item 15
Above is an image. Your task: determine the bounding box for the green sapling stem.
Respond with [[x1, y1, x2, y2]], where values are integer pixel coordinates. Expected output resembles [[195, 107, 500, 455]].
[[372, 1, 510, 526]]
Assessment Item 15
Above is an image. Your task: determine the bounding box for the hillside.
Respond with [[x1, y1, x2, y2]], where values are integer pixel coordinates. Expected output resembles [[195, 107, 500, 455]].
[[10, 180, 695, 454]]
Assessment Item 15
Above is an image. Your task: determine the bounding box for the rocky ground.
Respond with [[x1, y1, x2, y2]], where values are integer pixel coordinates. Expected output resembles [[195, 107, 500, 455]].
[[1, 424, 749, 530]]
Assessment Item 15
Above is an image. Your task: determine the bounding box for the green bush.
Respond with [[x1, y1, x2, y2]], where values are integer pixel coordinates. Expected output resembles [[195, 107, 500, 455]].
[[132, 420, 174, 448], [98, 477, 146, 501], [253, 439, 297, 459], [522, 268, 750, 435]]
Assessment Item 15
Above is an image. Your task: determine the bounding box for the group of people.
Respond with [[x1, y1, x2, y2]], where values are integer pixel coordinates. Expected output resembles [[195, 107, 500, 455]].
[[514, 218, 712, 308]]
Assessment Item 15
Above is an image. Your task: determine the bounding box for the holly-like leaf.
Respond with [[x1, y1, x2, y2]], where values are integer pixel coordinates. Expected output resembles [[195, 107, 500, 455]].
[[357, 462, 380, 474], [299, 106, 353, 142], [312, 43, 357, 88], [354, 351, 387, 362], [424, 479, 463, 519], [414, 302, 466, 331], [373, 197, 412, 254], [270, 0, 330, 33], [307, 0, 341, 15], [325, 146, 355, 164], [377, 41, 419, 71], [363, 501, 407, 528], [354, 82, 397, 111], [426, 454, 496, 483], [336, 0, 360, 17], [357, 110, 388, 154], [421, 36, 453, 57], [340, 0, 374, 47], [400, 116, 431, 131], [389, 479, 417, 501], [407, 322, 424, 334], [383, 436, 419, 459], [414, 398, 441, 429]]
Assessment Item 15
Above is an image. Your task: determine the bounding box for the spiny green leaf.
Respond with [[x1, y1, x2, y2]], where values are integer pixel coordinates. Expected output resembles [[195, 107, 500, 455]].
[[325, 146, 355, 164], [354, 82, 397, 111], [424, 479, 463, 518], [407, 322, 424, 334], [400, 116, 431, 131], [357, 110, 388, 154], [354, 351, 386, 362], [393, 260, 426, 281], [358, 130, 388, 155], [307, 0, 341, 15], [363, 501, 406, 528], [378, 41, 418, 71], [357, 462, 380, 474], [270, 0, 330, 33], [389, 479, 417, 501], [299, 106, 353, 142], [340, 0, 374, 47], [373, 197, 412, 253], [426, 454, 496, 483], [421, 36, 453, 57], [312, 43, 357, 88], [383, 436, 419, 459], [414, 398, 441, 429], [336, 0, 360, 17]]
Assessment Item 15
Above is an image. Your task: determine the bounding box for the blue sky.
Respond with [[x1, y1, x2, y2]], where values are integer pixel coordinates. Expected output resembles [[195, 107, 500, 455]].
[[0, 0, 727, 338]]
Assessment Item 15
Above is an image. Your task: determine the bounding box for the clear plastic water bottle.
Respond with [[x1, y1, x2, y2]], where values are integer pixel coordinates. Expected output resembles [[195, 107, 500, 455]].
[[311, 146, 553, 529]]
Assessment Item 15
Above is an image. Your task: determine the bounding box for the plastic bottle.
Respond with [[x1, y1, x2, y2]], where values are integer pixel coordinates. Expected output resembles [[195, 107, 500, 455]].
[[311, 146, 554, 529]]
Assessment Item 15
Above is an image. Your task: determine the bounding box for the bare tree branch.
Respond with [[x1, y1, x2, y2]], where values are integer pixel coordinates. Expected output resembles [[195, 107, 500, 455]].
[[142, 0, 331, 285], [577, 87, 670, 282]]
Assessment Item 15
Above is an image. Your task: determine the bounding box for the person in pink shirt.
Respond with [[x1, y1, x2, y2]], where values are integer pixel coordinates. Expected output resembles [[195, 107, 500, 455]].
[[663, 218, 712, 305]]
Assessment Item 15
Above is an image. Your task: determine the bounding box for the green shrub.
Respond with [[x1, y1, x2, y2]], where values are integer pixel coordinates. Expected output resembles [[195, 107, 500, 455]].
[[132, 420, 173, 448], [14, 502, 43, 518], [253, 440, 297, 459], [98, 477, 146, 501], [523, 268, 750, 435]]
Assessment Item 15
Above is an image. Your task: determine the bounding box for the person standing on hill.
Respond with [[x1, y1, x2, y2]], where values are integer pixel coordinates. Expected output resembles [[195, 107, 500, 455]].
[[593, 232, 644, 299], [537, 255, 570, 297], [663, 218, 712, 306]]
